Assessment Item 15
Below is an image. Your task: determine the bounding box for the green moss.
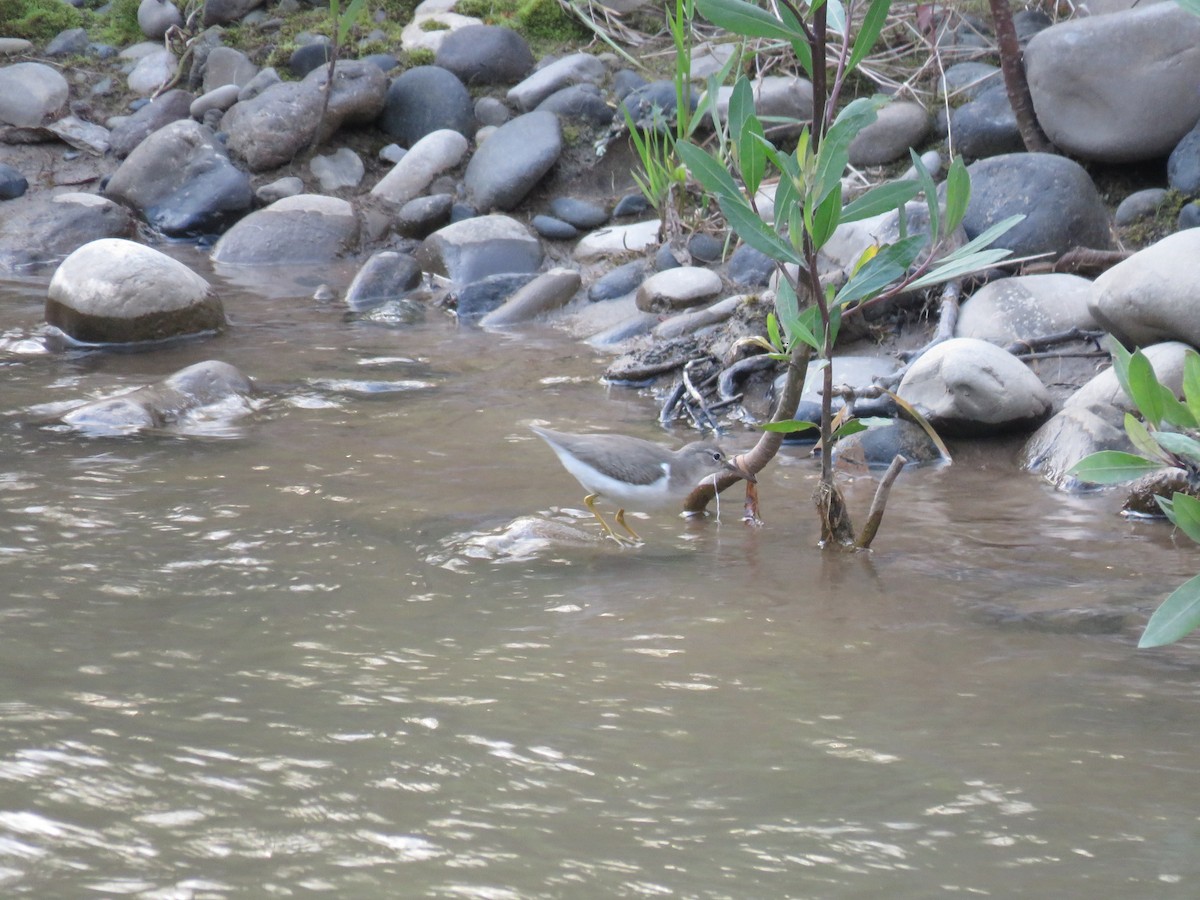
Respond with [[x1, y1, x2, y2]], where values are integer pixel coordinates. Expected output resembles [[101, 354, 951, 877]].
[[0, 0, 82, 41], [419, 18, 450, 31], [405, 47, 435, 67], [516, 0, 586, 42]]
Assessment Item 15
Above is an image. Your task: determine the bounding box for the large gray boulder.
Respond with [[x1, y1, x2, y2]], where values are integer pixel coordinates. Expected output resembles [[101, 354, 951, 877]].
[[434, 25, 534, 85], [380, 65, 474, 146], [221, 60, 387, 172], [210, 194, 359, 266], [46, 239, 224, 344], [897, 337, 1052, 436], [416, 214, 543, 284], [956, 274, 1098, 345], [104, 119, 253, 237], [108, 88, 194, 158], [1089, 230, 1200, 349], [963, 153, 1115, 258], [1026, 3, 1200, 162], [0, 62, 68, 127], [463, 110, 562, 212], [0, 194, 137, 273]]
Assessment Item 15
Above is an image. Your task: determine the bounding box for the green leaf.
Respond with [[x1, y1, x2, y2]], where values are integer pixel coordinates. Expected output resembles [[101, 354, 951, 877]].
[[937, 214, 1024, 261], [840, 180, 920, 224], [835, 234, 927, 305], [1127, 349, 1164, 427], [809, 181, 842, 248], [1139, 570, 1200, 648], [909, 148, 940, 244], [942, 155, 970, 234], [1176, 0, 1200, 16], [1123, 413, 1172, 464], [847, 0, 891, 71], [832, 418, 868, 440], [337, 0, 367, 42], [1067, 450, 1166, 484], [1158, 387, 1198, 430], [904, 247, 1014, 290], [813, 97, 883, 206], [1153, 431, 1200, 466], [729, 79, 767, 196], [1168, 492, 1200, 543], [766, 311, 783, 351], [762, 419, 818, 433], [696, 0, 806, 41], [1184, 351, 1200, 421], [775, 276, 819, 350]]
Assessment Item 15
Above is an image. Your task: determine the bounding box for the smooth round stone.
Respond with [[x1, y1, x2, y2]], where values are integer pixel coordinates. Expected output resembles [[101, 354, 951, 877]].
[[687, 232, 724, 263], [727, 244, 774, 286], [381, 65, 474, 146], [939, 61, 1000, 101], [531, 214, 578, 240], [848, 100, 931, 167], [635, 266, 723, 314], [189, 83, 240, 119], [463, 109, 562, 212], [1168, 121, 1200, 195], [573, 219, 660, 261], [138, 0, 183, 39], [535, 83, 613, 128], [416, 214, 543, 284], [956, 274, 1097, 345], [654, 244, 683, 271], [211, 195, 359, 266], [434, 24, 534, 85], [44, 27, 90, 57], [0, 163, 28, 200], [549, 196, 607, 229], [344, 250, 422, 310], [506, 51, 607, 112], [835, 419, 944, 468], [1114, 188, 1168, 226], [0, 62, 68, 127], [454, 273, 537, 320], [288, 41, 332, 79], [949, 85, 1023, 160], [379, 143, 406, 164], [370, 129, 469, 206], [1089, 229, 1200, 348], [0, 193, 137, 272], [474, 96, 509, 127], [612, 193, 651, 217], [1179, 201, 1200, 230], [203, 46, 258, 93], [128, 48, 176, 95], [480, 268, 582, 327], [394, 193, 453, 238]]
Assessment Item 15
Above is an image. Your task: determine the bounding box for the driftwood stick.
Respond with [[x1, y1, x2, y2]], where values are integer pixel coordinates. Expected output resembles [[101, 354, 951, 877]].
[[856, 454, 908, 550], [881, 280, 962, 386], [1021, 247, 1132, 277], [1003, 327, 1105, 356]]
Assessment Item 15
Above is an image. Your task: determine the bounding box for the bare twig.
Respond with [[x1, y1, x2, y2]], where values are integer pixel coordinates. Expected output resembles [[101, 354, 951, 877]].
[[856, 454, 908, 550]]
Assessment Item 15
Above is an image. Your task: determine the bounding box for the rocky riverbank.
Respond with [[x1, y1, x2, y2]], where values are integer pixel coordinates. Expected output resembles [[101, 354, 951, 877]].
[[4, 0, 1200, 501]]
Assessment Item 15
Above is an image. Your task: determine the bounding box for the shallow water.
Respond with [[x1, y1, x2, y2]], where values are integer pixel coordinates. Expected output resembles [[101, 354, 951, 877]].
[[1, 253, 1199, 898]]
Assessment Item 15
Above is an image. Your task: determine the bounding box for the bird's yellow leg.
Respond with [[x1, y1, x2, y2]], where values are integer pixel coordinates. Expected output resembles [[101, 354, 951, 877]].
[[584, 494, 635, 545], [614, 508, 643, 542]]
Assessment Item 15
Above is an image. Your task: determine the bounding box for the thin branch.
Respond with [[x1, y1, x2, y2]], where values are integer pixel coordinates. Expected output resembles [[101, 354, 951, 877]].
[[856, 454, 908, 549]]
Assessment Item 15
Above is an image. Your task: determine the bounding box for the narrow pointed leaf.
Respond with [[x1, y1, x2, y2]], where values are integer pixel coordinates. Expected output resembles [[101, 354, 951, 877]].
[[835, 234, 927, 304], [937, 214, 1024, 261], [766, 311, 783, 351], [909, 148, 940, 243], [1152, 431, 1200, 466], [1184, 351, 1200, 421], [1167, 492, 1200, 543], [810, 181, 842, 247], [1158, 386, 1198, 430], [762, 419, 819, 433], [942, 155, 970, 234], [883, 388, 952, 461], [847, 0, 892, 71], [775, 276, 818, 349], [1127, 349, 1164, 427], [813, 97, 882, 205], [1139, 570, 1200, 648], [841, 179, 920, 223], [1123, 413, 1172, 464], [1067, 450, 1165, 484], [696, 0, 806, 41], [904, 247, 1014, 290]]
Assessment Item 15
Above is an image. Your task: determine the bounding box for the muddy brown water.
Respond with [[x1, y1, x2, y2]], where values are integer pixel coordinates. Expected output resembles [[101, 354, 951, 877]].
[[1, 248, 1199, 898]]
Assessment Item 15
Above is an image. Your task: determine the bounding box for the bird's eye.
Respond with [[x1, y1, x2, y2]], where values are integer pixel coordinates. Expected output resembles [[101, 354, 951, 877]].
[[711, 451, 723, 462]]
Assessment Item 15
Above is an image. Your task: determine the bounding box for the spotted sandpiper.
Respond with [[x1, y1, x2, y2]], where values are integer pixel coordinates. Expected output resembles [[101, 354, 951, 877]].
[[530, 425, 756, 543]]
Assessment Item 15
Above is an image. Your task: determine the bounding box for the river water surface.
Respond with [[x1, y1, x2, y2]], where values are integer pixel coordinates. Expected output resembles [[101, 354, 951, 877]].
[[1, 250, 1198, 898]]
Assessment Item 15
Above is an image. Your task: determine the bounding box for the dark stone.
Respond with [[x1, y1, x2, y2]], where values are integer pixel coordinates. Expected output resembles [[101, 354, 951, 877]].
[[1013, 8, 1052, 42], [362, 53, 399, 73], [395, 193, 453, 238], [345, 250, 423, 310], [1179, 201, 1200, 230], [588, 260, 645, 301], [0, 163, 28, 200], [548, 196, 607, 229], [380, 65, 474, 146], [109, 88, 194, 158], [727, 243, 775, 286], [434, 25, 534, 85], [288, 42, 332, 79], [613, 193, 651, 218], [654, 244, 683, 271], [463, 110, 561, 211], [531, 214, 578, 240], [949, 84, 1024, 160], [687, 232, 724, 263], [0, 193, 137, 272], [611, 69, 647, 101], [834, 419, 944, 467], [44, 27, 89, 57], [617, 80, 696, 131], [1168, 120, 1200, 196], [940, 62, 1000, 101], [535, 83, 612, 127], [453, 272, 537, 320]]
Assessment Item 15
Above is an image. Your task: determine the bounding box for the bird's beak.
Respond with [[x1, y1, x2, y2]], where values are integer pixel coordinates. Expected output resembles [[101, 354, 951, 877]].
[[724, 454, 757, 484]]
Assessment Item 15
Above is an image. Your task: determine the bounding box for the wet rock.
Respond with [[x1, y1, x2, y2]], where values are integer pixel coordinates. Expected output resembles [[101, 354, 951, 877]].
[[956, 274, 1098, 345], [588, 260, 646, 301], [1021, 403, 1128, 489], [434, 24, 534, 85], [345, 250, 423, 310], [1026, 2, 1200, 162], [507, 52, 607, 112], [574, 219, 661, 261], [464, 110, 562, 212], [654, 244, 683, 271], [835, 419, 945, 468], [380, 65, 474, 146], [453, 273, 537, 320], [416, 214, 543, 283], [370, 129, 469, 206], [1122, 467, 1191, 517], [550, 196, 608, 230], [0, 163, 28, 200], [967, 601, 1127, 635], [480, 268, 582, 327], [848, 100, 930, 167], [138, 0, 183, 39], [394, 193, 453, 238], [1114, 188, 1168, 226], [948, 85, 1024, 160], [532, 215, 578, 240], [1089, 231, 1200, 348], [897, 337, 1052, 436], [109, 88, 193, 158], [211, 195, 359, 266], [104, 119, 253, 237], [46, 238, 224, 344], [0, 193, 137, 273], [222, 60, 386, 172], [310, 147, 364, 192], [60, 360, 253, 436], [1167, 120, 1200, 196], [963, 153, 1115, 258], [0, 62, 68, 127], [635, 267, 722, 314]]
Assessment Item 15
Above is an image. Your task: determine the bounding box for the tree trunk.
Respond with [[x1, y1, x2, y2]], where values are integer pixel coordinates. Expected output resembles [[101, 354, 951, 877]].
[[989, 0, 1055, 154]]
